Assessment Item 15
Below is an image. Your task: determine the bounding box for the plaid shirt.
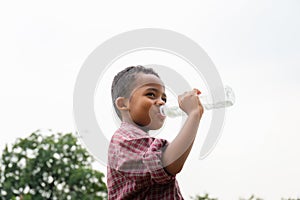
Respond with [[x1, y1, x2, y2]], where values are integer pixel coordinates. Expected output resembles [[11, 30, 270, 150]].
[[107, 122, 184, 200]]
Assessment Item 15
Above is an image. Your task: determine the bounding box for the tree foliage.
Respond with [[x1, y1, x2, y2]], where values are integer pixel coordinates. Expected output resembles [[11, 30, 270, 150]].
[[239, 194, 263, 200], [191, 193, 218, 200], [0, 130, 107, 200], [192, 194, 300, 200]]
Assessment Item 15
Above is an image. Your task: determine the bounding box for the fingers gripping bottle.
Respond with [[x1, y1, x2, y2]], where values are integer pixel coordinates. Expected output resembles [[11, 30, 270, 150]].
[[160, 86, 235, 118]]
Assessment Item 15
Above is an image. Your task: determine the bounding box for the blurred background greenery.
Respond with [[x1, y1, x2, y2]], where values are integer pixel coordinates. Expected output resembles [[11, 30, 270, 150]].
[[0, 130, 107, 200]]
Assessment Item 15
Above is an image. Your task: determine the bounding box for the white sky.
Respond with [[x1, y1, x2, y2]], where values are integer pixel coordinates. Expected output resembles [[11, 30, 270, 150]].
[[0, 0, 299, 199]]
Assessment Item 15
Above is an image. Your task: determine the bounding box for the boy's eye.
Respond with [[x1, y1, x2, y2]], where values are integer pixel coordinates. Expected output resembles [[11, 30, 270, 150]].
[[146, 92, 155, 98], [146, 93, 167, 103]]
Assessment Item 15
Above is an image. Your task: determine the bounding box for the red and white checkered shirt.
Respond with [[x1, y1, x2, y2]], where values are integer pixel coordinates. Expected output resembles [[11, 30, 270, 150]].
[[107, 122, 184, 200]]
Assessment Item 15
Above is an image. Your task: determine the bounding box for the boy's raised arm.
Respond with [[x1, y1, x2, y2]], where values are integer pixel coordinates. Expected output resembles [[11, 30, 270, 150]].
[[162, 89, 203, 176]]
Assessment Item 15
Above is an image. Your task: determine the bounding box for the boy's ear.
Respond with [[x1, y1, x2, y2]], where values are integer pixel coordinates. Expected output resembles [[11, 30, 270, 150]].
[[115, 97, 129, 111]]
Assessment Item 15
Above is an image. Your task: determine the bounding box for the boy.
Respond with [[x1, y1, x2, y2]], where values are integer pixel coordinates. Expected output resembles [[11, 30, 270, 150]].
[[107, 65, 203, 199]]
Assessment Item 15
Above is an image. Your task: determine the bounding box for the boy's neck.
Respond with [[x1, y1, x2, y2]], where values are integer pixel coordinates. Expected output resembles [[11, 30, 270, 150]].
[[122, 120, 150, 133]]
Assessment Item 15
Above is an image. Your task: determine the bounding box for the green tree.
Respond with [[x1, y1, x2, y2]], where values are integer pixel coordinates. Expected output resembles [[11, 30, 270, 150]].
[[281, 198, 300, 200], [0, 130, 107, 200], [239, 194, 263, 200], [191, 193, 218, 200]]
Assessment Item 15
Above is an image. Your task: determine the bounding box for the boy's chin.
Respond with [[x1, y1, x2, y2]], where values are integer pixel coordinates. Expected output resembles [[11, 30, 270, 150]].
[[149, 126, 162, 131], [138, 122, 164, 131], [148, 122, 165, 130]]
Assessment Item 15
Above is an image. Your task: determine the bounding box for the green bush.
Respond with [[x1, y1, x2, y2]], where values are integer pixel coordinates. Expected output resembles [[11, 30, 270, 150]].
[[0, 130, 107, 200]]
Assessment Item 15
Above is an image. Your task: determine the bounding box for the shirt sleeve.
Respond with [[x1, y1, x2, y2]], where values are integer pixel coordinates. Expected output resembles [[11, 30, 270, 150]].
[[114, 136, 175, 185], [142, 137, 176, 184]]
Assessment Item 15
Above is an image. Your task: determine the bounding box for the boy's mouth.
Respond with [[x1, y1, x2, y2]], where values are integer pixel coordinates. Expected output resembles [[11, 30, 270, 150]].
[[156, 112, 166, 121]]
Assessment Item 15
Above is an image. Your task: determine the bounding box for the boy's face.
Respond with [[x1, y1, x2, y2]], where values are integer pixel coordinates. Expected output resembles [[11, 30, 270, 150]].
[[126, 73, 166, 131]]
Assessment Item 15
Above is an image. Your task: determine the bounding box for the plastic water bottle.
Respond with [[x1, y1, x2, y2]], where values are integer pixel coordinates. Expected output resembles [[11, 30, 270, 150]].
[[160, 86, 235, 118]]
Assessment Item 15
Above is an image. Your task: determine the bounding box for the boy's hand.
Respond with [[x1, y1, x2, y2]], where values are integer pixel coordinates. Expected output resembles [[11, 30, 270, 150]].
[[178, 89, 204, 118]]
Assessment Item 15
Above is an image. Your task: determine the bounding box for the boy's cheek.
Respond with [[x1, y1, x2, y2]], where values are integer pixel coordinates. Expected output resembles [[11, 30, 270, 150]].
[[130, 104, 152, 126]]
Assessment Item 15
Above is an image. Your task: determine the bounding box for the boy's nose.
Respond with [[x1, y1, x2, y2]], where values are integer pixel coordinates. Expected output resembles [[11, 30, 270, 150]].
[[156, 98, 166, 106]]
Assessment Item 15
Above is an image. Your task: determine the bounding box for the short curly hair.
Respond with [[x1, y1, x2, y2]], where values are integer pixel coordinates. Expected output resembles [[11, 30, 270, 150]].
[[111, 65, 160, 120]]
